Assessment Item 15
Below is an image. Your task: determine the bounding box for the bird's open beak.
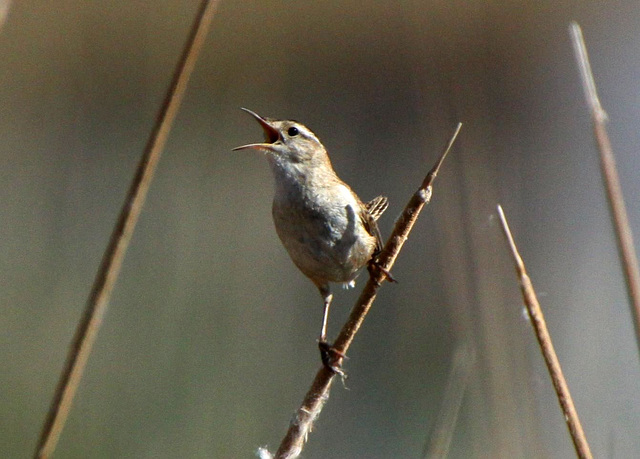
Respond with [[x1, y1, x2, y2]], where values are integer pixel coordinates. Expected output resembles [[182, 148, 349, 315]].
[[232, 108, 280, 151]]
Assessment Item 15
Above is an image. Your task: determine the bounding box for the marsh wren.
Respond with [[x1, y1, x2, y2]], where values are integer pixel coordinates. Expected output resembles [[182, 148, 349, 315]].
[[233, 108, 390, 373]]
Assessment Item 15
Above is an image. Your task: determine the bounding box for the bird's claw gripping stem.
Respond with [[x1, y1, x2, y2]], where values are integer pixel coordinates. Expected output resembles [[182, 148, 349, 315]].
[[318, 340, 347, 379]]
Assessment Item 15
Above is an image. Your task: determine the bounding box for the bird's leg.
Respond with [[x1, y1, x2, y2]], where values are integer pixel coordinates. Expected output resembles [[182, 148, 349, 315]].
[[319, 287, 332, 343], [316, 285, 346, 377]]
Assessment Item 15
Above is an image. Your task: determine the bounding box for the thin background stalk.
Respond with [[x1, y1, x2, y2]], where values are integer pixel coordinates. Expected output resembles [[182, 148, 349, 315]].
[[570, 22, 640, 357], [0, 0, 10, 29], [497, 205, 593, 459], [421, 342, 475, 459], [34, 1, 221, 457], [258, 123, 461, 459]]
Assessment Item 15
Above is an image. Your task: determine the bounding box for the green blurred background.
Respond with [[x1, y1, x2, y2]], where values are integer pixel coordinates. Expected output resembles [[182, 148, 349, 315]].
[[1, 1, 639, 457]]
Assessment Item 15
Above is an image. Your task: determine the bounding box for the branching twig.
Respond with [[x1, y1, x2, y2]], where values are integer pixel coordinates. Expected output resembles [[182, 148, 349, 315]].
[[570, 22, 640, 356], [34, 2, 221, 458], [263, 123, 462, 459], [497, 205, 593, 459]]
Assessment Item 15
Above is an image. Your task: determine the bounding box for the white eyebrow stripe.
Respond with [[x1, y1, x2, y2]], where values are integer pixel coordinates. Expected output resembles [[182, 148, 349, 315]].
[[297, 125, 320, 143]]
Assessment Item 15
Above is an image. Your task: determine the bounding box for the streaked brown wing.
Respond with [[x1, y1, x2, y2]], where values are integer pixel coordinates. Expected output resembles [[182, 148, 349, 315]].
[[361, 196, 388, 254], [365, 195, 389, 221]]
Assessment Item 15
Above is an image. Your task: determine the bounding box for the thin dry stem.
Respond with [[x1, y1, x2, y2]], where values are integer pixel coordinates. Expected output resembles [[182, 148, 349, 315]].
[[0, 0, 10, 29], [270, 123, 462, 459], [570, 22, 640, 356], [497, 205, 593, 459], [422, 342, 475, 459], [34, 2, 221, 458]]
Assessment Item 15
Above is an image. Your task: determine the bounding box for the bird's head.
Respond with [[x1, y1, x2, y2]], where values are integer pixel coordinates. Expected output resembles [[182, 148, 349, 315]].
[[233, 108, 329, 167]]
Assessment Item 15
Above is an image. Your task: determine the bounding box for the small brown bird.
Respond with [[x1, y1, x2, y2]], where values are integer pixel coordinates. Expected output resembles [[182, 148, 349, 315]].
[[233, 108, 389, 372]]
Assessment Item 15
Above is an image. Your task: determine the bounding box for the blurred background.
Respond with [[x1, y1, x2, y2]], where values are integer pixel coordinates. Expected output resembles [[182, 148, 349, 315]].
[[1, 1, 639, 457]]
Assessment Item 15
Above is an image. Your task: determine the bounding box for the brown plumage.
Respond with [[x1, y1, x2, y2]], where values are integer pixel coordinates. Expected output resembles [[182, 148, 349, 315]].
[[234, 108, 389, 372]]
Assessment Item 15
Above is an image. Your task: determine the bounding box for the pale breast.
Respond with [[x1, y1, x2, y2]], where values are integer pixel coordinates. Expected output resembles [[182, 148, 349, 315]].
[[271, 182, 376, 285]]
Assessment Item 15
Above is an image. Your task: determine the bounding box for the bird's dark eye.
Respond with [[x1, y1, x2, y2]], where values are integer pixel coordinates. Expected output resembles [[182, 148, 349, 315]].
[[287, 126, 299, 137]]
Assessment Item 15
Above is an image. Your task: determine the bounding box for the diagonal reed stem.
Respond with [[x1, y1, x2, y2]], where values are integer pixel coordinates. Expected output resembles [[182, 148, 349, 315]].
[[34, 2, 221, 457], [497, 205, 593, 459], [266, 123, 462, 459], [570, 22, 640, 358]]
